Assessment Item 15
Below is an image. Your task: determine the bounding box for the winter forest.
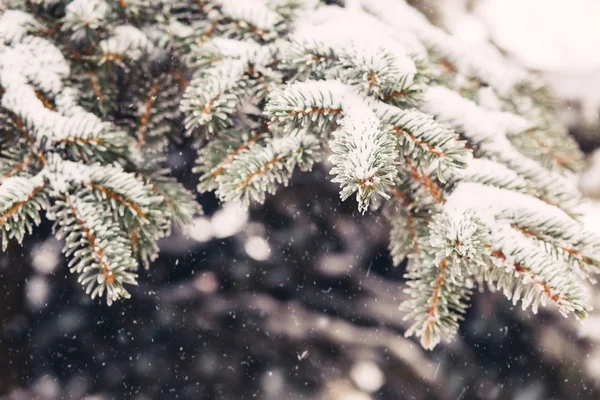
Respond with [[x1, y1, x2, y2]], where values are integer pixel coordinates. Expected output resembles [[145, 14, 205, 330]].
[[1, 0, 600, 399]]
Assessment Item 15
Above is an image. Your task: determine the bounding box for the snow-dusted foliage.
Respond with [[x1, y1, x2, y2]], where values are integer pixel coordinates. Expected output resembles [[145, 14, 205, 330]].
[[0, 0, 596, 349], [0, 2, 201, 305]]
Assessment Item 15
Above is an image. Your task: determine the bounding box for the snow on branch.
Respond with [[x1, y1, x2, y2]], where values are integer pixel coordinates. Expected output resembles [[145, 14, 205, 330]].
[[0, 174, 48, 250], [265, 80, 345, 130], [216, 0, 284, 41], [336, 42, 416, 99], [181, 59, 250, 136], [1, 0, 597, 343], [403, 254, 474, 350], [485, 224, 588, 319], [45, 156, 171, 267], [194, 126, 269, 192], [372, 101, 470, 179], [422, 86, 580, 212], [50, 193, 138, 305], [329, 98, 398, 213], [0, 6, 199, 304], [0, 10, 43, 43], [216, 133, 320, 206]]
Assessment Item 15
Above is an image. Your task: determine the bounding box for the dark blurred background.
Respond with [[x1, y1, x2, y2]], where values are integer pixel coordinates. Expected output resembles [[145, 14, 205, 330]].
[[2, 1, 600, 399]]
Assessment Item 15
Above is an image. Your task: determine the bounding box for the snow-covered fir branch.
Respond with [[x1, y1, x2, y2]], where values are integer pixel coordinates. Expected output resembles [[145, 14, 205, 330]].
[[0, 4, 200, 305], [0, 0, 596, 351]]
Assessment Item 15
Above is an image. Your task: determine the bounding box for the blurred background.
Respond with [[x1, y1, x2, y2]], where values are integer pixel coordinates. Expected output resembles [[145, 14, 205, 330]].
[[2, 0, 600, 399]]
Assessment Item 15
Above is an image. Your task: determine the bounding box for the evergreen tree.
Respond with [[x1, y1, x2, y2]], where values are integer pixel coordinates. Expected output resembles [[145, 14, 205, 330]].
[[0, 0, 596, 350]]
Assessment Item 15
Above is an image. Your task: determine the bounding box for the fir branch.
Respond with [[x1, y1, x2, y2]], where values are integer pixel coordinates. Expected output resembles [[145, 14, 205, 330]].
[[0, 175, 48, 250], [373, 102, 470, 177], [385, 188, 426, 265], [403, 159, 443, 204], [194, 127, 268, 192], [525, 127, 579, 169], [499, 210, 600, 280], [484, 247, 588, 319], [428, 212, 490, 276], [0, 146, 37, 182], [62, 0, 109, 33], [122, 72, 183, 157], [181, 59, 249, 136], [329, 101, 398, 213], [265, 81, 344, 132], [455, 158, 531, 194], [336, 43, 416, 99], [280, 38, 338, 80], [403, 255, 473, 350], [45, 157, 170, 267], [216, 0, 284, 41], [50, 193, 138, 305], [83, 170, 169, 267], [422, 86, 580, 213], [2, 0, 598, 347], [137, 170, 203, 229], [216, 133, 320, 206]]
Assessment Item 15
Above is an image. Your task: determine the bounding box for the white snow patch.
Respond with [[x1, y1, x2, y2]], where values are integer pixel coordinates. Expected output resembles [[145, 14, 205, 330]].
[[31, 239, 61, 274], [26, 276, 50, 310], [244, 236, 271, 261], [350, 361, 385, 393], [211, 201, 248, 238], [476, 0, 600, 72], [187, 217, 213, 242]]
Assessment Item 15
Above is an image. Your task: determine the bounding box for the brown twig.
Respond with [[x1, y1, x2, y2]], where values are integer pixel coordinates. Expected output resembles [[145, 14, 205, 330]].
[[34, 90, 55, 110], [393, 188, 420, 252], [211, 131, 263, 178], [525, 128, 575, 168], [392, 126, 446, 158], [2, 154, 34, 180], [13, 116, 46, 165], [89, 183, 148, 217], [405, 159, 443, 203], [87, 70, 105, 106], [422, 258, 449, 349], [237, 156, 282, 188], [137, 80, 160, 149]]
